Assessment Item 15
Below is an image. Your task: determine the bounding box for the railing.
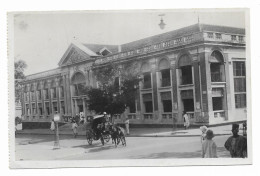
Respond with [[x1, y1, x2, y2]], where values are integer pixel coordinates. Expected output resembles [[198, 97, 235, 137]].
[[187, 112, 194, 119], [144, 113, 153, 119], [214, 110, 225, 118], [113, 114, 121, 119], [162, 113, 173, 119], [128, 114, 136, 119]]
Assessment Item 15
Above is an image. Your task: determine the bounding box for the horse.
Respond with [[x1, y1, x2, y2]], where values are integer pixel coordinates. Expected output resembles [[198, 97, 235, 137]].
[[109, 124, 126, 147]]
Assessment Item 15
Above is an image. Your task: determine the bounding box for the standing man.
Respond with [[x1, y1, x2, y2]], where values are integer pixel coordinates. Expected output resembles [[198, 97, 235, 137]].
[[125, 117, 130, 135], [224, 123, 247, 158], [183, 111, 190, 130]]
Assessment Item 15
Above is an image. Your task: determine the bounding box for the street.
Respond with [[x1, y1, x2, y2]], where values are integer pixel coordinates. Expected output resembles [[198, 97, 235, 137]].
[[15, 134, 231, 160]]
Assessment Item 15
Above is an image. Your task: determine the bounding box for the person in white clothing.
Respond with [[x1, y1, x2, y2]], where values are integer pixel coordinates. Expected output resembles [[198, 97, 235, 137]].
[[125, 117, 130, 135], [183, 111, 190, 130]]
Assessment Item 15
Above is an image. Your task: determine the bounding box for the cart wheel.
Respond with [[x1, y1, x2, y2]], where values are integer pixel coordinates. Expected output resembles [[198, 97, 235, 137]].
[[87, 137, 93, 145], [104, 134, 110, 143]]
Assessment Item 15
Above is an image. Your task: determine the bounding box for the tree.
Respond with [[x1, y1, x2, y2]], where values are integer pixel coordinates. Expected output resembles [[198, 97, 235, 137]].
[[84, 62, 141, 120], [15, 60, 27, 103]]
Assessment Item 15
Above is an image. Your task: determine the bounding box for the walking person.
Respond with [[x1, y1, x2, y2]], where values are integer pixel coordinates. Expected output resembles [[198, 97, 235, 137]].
[[224, 123, 247, 158], [71, 120, 78, 138], [183, 111, 190, 130], [50, 119, 56, 140], [125, 117, 130, 135], [202, 129, 218, 158], [200, 125, 208, 143]]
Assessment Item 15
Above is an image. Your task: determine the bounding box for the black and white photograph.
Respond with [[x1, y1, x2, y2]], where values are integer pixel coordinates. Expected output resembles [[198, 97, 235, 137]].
[[7, 8, 251, 168]]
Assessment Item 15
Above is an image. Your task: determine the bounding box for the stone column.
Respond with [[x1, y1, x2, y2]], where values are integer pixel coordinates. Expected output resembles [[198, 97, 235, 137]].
[[150, 58, 159, 120], [40, 81, 45, 118], [33, 82, 37, 118], [55, 77, 60, 114], [47, 79, 52, 117], [169, 57, 179, 121]]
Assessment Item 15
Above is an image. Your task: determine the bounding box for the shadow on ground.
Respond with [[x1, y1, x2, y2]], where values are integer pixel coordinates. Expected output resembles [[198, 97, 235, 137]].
[[130, 147, 231, 159]]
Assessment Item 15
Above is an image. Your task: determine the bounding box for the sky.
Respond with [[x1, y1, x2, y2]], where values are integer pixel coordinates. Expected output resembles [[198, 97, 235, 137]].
[[13, 9, 246, 75]]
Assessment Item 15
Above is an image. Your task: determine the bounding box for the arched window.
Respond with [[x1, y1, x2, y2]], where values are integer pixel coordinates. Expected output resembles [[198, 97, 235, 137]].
[[43, 81, 49, 100], [36, 82, 41, 100], [178, 54, 193, 85], [71, 72, 86, 96], [210, 50, 225, 82], [141, 62, 152, 89], [50, 80, 57, 99], [158, 59, 171, 87]]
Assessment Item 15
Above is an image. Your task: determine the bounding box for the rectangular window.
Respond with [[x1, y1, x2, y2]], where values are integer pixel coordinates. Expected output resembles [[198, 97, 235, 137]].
[[181, 65, 193, 85], [32, 103, 36, 114], [161, 69, 171, 87], [52, 88, 57, 99], [143, 73, 152, 89], [162, 100, 172, 112], [207, 32, 214, 38], [60, 86, 64, 98], [143, 93, 153, 113], [38, 103, 43, 115], [235, 94, 247, 108], [233, 61, 246, 108], [45, 102, 50, 115], [31, 92, 35, 101], [44, 89, 49, 99], [215, 33, 222, 39], [53, 102, 58, 113], [26, 104, 30, 115], [144, 101, 153, 113], [27, 92, 30, 101], [212, 97, 223, 111], [161, 92, 172, 112], [129, 101, 136, 113], [37, 90, 41, 100], [231, 35, 237, 41]]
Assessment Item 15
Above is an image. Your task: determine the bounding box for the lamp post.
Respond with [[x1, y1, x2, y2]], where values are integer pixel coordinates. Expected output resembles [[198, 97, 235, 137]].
[[158, 14, 166, 30], [53, 112, 60, 149]]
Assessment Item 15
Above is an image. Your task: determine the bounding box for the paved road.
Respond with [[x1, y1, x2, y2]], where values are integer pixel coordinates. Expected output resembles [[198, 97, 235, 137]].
[[15, 134, 231, 160]]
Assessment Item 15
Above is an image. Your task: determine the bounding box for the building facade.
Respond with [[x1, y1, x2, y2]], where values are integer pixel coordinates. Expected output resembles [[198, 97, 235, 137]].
[[20, 23, 247, 126]]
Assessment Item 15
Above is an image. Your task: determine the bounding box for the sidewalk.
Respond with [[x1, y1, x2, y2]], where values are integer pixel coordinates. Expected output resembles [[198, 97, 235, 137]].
[[16, 123, 241, 137]]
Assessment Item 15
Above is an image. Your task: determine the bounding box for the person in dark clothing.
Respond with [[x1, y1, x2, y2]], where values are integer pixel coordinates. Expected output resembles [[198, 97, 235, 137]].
[[224, 123, 247, 158]]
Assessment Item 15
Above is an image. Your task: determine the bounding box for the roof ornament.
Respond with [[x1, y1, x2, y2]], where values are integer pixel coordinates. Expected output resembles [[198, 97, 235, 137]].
[[158, 14, 166, 30]]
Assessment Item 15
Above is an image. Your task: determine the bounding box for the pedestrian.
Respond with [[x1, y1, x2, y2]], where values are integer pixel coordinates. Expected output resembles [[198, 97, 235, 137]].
[[200, 125, 208, 143], [224, 123, 247, 158], [125, 117, 130, 135], [71, 120, 78, 138], [183, 111, 190, 130], [50, 119, 55, 131], [202, 129, 218, 158]]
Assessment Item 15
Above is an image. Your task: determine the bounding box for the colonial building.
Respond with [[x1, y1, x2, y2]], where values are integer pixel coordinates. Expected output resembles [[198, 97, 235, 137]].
[[20, 23, 247, 126]]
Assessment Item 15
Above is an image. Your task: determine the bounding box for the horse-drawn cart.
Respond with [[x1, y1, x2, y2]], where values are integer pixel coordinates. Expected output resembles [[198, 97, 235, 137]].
[[85, 115, 111, 145]]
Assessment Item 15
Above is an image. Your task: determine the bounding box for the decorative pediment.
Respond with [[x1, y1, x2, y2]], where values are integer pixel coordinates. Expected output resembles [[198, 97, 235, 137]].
[[58, 43, 99, 67]]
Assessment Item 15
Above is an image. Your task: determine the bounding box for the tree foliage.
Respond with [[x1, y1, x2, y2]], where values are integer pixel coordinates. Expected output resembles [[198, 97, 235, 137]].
[[85, 62, 141, 118], [14, 60, 27, 102]]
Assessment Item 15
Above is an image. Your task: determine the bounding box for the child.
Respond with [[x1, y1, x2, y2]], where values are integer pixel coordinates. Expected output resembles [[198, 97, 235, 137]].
[[200, 126, 208, 143], [202, 129, 218, 158], [71, 120, 78, 138]]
